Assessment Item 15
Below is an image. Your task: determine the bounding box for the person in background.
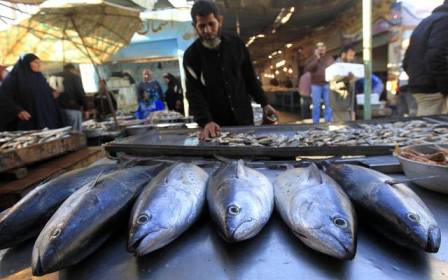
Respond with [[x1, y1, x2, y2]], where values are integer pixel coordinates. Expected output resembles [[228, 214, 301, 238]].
[[329, 46, 357, 122], [59, 63, 87, 131], [355, 74, 384, 96], [135, 90, 165, 120], [305, 42, 335, 124], [137, 69, 164, 104], [0, 65, 8, 87], [93, 79, 117, 122], [184, 0, 277, 139], [0, 54, 63, 131], [403, 0, 448, 116], [298, 71, 312, 120], [163, 73, 184, 115]]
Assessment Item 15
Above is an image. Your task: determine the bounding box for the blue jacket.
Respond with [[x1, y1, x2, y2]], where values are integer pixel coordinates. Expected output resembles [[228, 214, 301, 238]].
[[135, 100, 165, 120]]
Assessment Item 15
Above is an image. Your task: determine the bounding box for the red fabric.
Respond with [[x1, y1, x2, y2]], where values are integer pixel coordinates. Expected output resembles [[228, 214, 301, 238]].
[[298, 72, 312, 97], [0, 65, 6, 81]]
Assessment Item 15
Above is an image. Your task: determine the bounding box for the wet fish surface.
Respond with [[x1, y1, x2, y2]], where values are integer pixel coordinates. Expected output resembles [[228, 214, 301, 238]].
[[207, 160, 274, 242], [128, 163, 209, 256], [0, 164, 119, 249], [274, 164, 357, 259], [324, 163, 441, 252], [32, 165, 164, 276]]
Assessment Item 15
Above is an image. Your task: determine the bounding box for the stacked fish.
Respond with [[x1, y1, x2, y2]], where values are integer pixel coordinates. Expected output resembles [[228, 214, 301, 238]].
[[0, 159, 442, 276], [0, 127, 72, 153], [148, 111, 188, 124], [196, 120, 448, 147]]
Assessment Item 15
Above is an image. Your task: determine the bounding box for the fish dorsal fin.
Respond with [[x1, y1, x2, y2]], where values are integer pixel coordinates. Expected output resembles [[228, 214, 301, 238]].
[[164, 163, 180, 184], [235, 160, 247, 179], [306, 163, 323, 185], [90, 171, 106, 188]]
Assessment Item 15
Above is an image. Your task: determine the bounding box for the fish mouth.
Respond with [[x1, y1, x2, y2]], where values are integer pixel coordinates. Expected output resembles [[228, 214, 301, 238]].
[[128, 235, 145, 253], [32, 255, 45, 276], [307, 232, 355, 260], [227, 218, 254, 242], [128, 228, 167, 256], [333, 236, 356, 260], [426, 226, 441, 253]]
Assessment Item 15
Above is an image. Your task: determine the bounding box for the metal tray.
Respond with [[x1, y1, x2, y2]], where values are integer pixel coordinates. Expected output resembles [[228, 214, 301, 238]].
[[395, 144, 448, 194], [105, 116, 448, 159]]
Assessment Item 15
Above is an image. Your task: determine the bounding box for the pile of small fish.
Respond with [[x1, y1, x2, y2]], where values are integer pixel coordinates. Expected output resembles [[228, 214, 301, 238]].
[[82, 120, 113, 131], [196, 120, 448, 147], [202, 131, 292, 147], [0, 158, 442, 276], [0, 127, 72, 153], [395, 145, 448, 166], [148, 111, 187, 124]]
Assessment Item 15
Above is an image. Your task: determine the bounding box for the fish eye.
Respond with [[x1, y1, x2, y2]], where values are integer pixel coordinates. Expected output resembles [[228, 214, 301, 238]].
[[137, 214, 151, 225], [227, 205, 241, 216], [333, 217, 348, 229], [49, 228, 61, 240], [407, 213, 420, 223]]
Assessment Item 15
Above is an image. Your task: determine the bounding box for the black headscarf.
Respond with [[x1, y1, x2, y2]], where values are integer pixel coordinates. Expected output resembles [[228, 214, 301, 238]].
[[163, 73, 184, 113], [0, 54, 63, 131]]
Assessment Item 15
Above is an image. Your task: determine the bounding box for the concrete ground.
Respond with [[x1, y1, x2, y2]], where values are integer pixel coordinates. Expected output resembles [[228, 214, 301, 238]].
[[277, 111, 314, 125]]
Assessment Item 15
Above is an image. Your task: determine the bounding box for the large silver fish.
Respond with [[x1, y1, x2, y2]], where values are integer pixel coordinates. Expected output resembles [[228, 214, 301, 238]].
[[128, 163, 208, 256], [324, 163, 441, 253], [0, 164, 119, 249], [207, 160, 274, 242], [32, 165, 163, 276], [274, 164, 356, 260]]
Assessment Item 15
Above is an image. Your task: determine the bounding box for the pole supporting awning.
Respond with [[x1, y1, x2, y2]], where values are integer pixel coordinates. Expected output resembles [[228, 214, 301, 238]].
[[363, 0, 372, 120]]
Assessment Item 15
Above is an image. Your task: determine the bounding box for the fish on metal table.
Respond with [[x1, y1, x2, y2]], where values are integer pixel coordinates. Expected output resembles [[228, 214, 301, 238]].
[[0, 164, 119, 250], [324, 163, 441, 253], [274, 164, 356, 260], [32, 165, 164, 276], [207, 160, 274, 242], [128, 163, 209, 256]]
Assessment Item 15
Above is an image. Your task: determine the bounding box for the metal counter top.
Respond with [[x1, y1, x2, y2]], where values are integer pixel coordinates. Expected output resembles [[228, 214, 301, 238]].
[[0, 167, 447, 280]]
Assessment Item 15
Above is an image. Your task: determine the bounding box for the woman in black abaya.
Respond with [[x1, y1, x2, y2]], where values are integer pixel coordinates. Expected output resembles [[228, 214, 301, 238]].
[[0, 54, 63, 131], [163, 73, 184, 115]]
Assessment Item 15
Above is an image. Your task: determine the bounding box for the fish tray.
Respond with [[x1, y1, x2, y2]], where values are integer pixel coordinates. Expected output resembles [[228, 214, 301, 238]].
[[0, 133, 86, 173], [104, 116, 448, 159]]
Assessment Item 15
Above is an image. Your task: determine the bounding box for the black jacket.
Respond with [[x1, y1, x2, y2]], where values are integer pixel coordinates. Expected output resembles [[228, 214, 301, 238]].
[[93, 90, 117, 121], [403, 4, 448, 94], [59, 71, 87, 110], [184, 33, 268, 127]]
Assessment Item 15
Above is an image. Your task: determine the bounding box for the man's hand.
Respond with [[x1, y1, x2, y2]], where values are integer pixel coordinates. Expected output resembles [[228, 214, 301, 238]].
[[263, 105, 279, 123], [18, 110, 31, 121], [52, 90, 61, 99], [200, 121, 221, 140], [175, 100, 182, 110]]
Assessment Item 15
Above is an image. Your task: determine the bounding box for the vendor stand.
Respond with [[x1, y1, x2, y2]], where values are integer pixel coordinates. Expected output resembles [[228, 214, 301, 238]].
[[1, 115, 447, 280]]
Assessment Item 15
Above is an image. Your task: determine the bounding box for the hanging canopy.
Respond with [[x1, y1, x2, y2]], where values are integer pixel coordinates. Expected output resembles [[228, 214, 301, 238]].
[[3, 0, 44, 4], [0, 0, 143, 65]]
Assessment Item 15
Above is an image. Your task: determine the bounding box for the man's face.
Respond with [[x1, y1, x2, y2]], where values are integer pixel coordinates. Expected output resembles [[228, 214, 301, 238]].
[[143, 70, 152, 82], [316, 43, 327, 56], [346, 49, 356, 62], [194, 13, 222, 42]]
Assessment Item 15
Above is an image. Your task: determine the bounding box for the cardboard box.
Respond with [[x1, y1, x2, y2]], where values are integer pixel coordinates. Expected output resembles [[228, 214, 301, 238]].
[[325, 62, 364, 82]]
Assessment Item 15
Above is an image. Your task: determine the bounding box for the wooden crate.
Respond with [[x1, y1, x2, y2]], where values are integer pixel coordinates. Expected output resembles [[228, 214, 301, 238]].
[[0, 147, 104, 209], [0, 133, 86, 173]]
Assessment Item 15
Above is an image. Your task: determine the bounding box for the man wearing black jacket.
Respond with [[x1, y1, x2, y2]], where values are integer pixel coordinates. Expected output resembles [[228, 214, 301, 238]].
[[184, 0, 277, 139], [403, 1, 448, 116], [59, 63, 87, 131]]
